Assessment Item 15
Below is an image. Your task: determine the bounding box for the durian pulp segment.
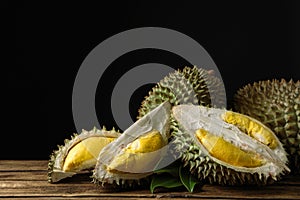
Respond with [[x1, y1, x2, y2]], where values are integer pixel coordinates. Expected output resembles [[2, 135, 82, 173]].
[[223, 111, 278, 149], [126, 130, 166, 153], [195, 129, 264, 167], [107, 130, 166, 174], [63, 136, 115, 172]]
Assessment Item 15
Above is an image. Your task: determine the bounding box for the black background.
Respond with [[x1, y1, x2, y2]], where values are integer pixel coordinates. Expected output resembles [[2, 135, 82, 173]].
[[9, 1, 300, 159]]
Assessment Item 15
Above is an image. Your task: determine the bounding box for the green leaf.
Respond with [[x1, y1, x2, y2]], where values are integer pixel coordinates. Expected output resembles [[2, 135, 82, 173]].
[[150, 173, 183, 193], [179, 165, 200, 193]]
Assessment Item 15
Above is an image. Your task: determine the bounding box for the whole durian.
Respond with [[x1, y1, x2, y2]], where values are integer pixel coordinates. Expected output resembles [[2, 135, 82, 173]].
[[233, 79, 300, 172], [92, 101, 171, 187], [48, 127, 120, 183], [171, 104, 290, 185], [137, 66, 226, 119]]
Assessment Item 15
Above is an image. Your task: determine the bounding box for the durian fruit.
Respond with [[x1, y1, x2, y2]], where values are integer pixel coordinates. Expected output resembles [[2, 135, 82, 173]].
[[171, 104, 290, 185], [233, 79, 300, 172], [48, 127, 121, 183], [137, 66, 226, 119], [93, 101, 171, 186]]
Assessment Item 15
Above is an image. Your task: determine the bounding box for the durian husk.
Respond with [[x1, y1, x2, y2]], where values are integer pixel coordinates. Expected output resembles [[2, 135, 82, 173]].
[[171, 104, 290, 185], [137, 66, 226, 119], [233, 79, 300, 172], [48, 127, 121, 183], [92, 101, 171, 187]]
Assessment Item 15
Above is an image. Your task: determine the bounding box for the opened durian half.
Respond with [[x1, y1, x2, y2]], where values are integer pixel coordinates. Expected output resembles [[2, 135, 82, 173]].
[[233, 79, 300, 172], [48, 127, 121, 183], [93, 101, 171, 186], [172, 104, 290, 185]]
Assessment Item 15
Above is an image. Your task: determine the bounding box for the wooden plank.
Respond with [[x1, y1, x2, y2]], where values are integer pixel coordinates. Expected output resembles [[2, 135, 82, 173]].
[[0, 198, 214, 200], [0, 169, 298, 185], [0, 171, 46, 181], [277, 175, 300, 186], [1, 187, 298, 199], [1, 179, 299, 199], [0, 160, 299, 199], [1, 160, 299, 184], [0, 171, 92, 182], [0, 160, 46, 171]]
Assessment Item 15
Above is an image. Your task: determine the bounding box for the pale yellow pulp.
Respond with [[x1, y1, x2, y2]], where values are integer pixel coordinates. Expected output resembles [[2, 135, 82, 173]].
[[63, 136, 115, 172], [125, 130, 165, 153], [223, 111, 278, 149], [196, 129, 264, 167], [107, 130, 166, 174]]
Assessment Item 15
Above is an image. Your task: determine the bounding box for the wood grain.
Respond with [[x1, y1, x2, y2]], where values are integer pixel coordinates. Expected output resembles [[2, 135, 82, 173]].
[[0, 160, 299, 199]]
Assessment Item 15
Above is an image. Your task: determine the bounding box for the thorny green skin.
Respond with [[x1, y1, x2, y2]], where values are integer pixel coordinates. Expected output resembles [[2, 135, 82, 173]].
[[48, 127, 120, 183], [137, 66, 226, 119], [92, 173, 151, 188], [234, 79, 300, 172]]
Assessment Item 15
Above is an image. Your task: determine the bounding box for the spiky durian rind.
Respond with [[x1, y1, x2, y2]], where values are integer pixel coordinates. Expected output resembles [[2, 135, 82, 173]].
[[137, 66, 226, 119], [180, 66, 226, 107], [233, 79, 300, 172], [48, 127, 121, 183], [92, 171, 152, 188], [171, 105, 289, 185]]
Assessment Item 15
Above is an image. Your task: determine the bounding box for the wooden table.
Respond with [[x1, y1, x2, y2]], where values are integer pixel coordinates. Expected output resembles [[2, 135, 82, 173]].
[[0, 160, 299, 199]]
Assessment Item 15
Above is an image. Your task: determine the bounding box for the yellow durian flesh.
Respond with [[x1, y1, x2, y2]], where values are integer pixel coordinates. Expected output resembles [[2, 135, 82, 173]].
[[63, 136, 115, 172], [223, 111, 278, 149], [196, 129, 264, 168], [107, 130, 166, 174], [125, 130, 166, 153]]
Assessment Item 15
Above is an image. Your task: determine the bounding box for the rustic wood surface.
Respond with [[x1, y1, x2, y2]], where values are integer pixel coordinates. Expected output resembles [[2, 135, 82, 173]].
[[0, 160, 299, 199]]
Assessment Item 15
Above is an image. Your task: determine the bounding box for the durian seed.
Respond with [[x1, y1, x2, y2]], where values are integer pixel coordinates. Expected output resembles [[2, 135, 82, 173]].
[[106, 130, 166, 174], [63, 136, 115, 172], [195, 129, 264, 168], [222, 111, 278, 149]]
